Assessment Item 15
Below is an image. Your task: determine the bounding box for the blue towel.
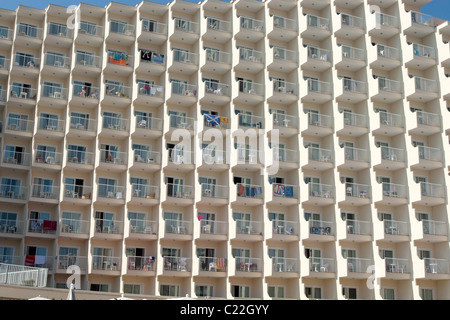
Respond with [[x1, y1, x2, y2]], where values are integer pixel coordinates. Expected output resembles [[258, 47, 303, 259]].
[[284, 186, 293, 198]]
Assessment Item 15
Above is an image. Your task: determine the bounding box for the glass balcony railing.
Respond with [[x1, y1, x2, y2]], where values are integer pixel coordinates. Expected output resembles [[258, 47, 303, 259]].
[[78, 23, 104, 37], [97, 184, 126, 199], [309, 220, 333, 235], [347, 258, 373, 273], [424, 258, 449, 274], [41, 84, 67, 100], [411, 11, 435, 27], [135, 116, 162, 131], [31, 184, 59, 199], [105, 83, 131, 98], [131, 184, 159, 199], [38, 117, 64, 132], [274, 47, 298, 63], [75, 53, 101, 68], [382, 183, 408, 198], [309, 183, 334, 198], [9, 84, 37, 100], [67, 150, 94, 165], [306, 15, 329, 30], [69, 115, 97, 131], [92, 255, 121, 270], [47, 22, 72, 38], [379, 111, 403, 127], [308, 112, 332, 128], [344, 147, 370, 162], [200, 183, 228, 199], [99, 149, 128, 165], [142, 19, 167, 35], [379, 78, 402, 93], [0, 219, 23, 234], [13, 53, 40, 69], [380, 146, 406, 162], [102, 115, 129, 131], [273, 148, 298, 163], [239, 48, 264, 63], [412, 43, 436, 59], [34, 150, 62, 165], [345, 183, 370, 198], [307, 79, 332, 95], [0, 184, 27, 199], [109, 21, 135, 36], [44, 52, 70, 68], [127, 255, 156, 271], [418, 146, 442, 162], [166, 183, 193, 199], [16, 24, 43, 39], [236, 183, 263, 199], [174, 18, 199, 34], [163, 256, 191, 271], [309, 258, 335, 273], [422, 220, 448, 236], [340, 13, 364, 29], [273, 15, 296, 31], [198, 256, 227, 272], [273, 112, 298, 129], [271, 183, 298, 199], [169, 114, 195, 129], [385, 258, 410, 274], [63, 186, 92, 200], [206, 17, 231, 33], [346, 219, 372, 236], [137, 82, 164, 98], [235, 257, 263, 272], [134, 149, 160, 165], [414, 77, 438, 92], [107, 51, 132, 67], [271, 219, 297, 236], [2, 151, 31, 166], [73, 83, 100, 100], [420, 182, 445, 198], [171, 82, 197, 96], [6, 117, 33, 132], [200, 220, 228, 235], [343, 111, 369, 128], [240, 16, 264, 32], [238, 81, 264, 96], [415, 111, 440, 127], [343, 79, 366, 94], [308, 147, 332, 163], [129, 219, 157, 234], [377, 44, 401, 60], [373, 12, 399, 29], [204, 82, 230, 97], [205, 49, 230, 64], [341, 45, 365, 60], [164, 219, 192, 234], [383, 220, 409, 236], [272, 81, 297, 96]]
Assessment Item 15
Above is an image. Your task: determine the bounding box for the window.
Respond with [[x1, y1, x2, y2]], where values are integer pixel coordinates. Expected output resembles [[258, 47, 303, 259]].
[[15, 52, 35, 67], [67, 145, 87, 163], [64, 178, 85, 198], [135, 111, 152, 129], [0, 26, 9, 39], [123, 284, 141, 295], [420, 288, 433, 300], [164, 212, 183, 233], [62, 212, 81, 233], [18, 23, 38, 38], [11, 82, 32, 99], [90, 284, 109, 292], [0, 247, 14, 263], [35, 145, 56, 163], [0, 212, 17, 231], [160, 284, 179, 297], [32, 177, 54, 198], [39, 113, 59, 130], [76, 50, 96, 66], [207, 17, 220, 30], [195, 285, 214, 297], [97, 178, 118, 198], [142, 19, 158, 32], [268, 286, 285, 299], [79, 21, 98, 36], [70, 112, 90, 130], [342, 287, 357, 299], [42, 81, 62, 98], [7, 113, 28, 131], [170, 79, 189, 95], [305, 287, 321, 299], [205, 47, 220, 62], [381, 288, 395, 300], [231, 285, 250, 298], [48, 22, 67, 36], [110, 20, 128, 34], [166, 177, 185, 197], [233, 212, 251, 233], [58, 247, 78, 268], [130, 177, 148, 197], [1, 177, 22, 198], [128, 212, 147, 232], [73, 81, 94, 98]]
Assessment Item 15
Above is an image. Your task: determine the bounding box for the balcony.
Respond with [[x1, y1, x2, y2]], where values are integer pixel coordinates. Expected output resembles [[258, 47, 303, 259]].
[[63, 186, 92, 206], [163, 256, 191, 274], [127, 255, 156, 273], [308, 258, 336, 278], [235, 81, 265, 105], [136, 50, 166, 75], [133, 116, 162, 139], [73, 53, 101, 77], [383, 220, 409, 240], [270, 47, 298, 73], [372, 78, 402, 103], [200, 183, 228, 206], [234, 257, 263, 276], [270, 15, 297, 41], [235, 183, 264, 206], [409, 110, 440, 136], [168, 114, 195, 132], [269, 257, 299, 276], [339, 146, 370, 171], [204, 17, 232, 42], [173, 17, 200, 39], [94, 219, 123, 237], [203, 49, 231, 74], [237, 16, 265, 41], [335, 13, 365, 40], [0, 185, 28, 203], [139, 19, 167, 45], [1, 151, 31, 168], [0, 28, 13, 49], [346, 258, 373, 277], [46, 22, 73, 46], [306, 183, 335, 206], [338, 111, 369, 137], [406, 43, 437, 70], [66, 150, 95, 171], [342, 183, 371, 206], [199, 220, 228, 241], [76, 23, 104, 46], [272, 113, 298, 137], [337, 79, 367, 103], [96, 184, 126, 205], [370, 44, 401, 71], [107, 21, 135, 45], [373, 111, 404, 136], [345, 219, 372, 241], [274, 148, 299, 171], [409, 76, 438, 102], [197, 256, 227, 275], [100, 115, 129, 138], [40, 84, 68, 108], [103, 84, 132, 107], [236, 48, 264, 73], [70, 84, 100, 108], [235, 148, 263, 171], [405, 11, 435, 37], [301, 78, 333, 104], [423, 258, 450, 278], [8, 85, 37, 107], [414, 182, 446, 206], [379, 182, 408, 206], [135, 82, 164, 107], [202, 82, 231, 106], [42, 53, 70, 77], [234, 220, 262, 239], [167, 82, 197, 106], [11, 53, 40, 78], [36, 117, 64, 139], [129, 219, 157, 239], [303, 46, 331, 72], [308, 220, 334, 240], [3, 117, 33, 138], [132, 149, 160, 172], [33, 151, 62, 170], [412, 146, 443, 170], [15, 25, 43, 48], [163, 219, 192, 238], [105, 52, 133, 75], [269, 81, 298, 105], [375, 146, 407, 171], [303, 112, 333, 137], [130, 184, 159, 205], [269, 183, 299, 206], [421, 220, 448, 240], [368, 12, 399, 39], [68, 116, 97, 140], [98, 149, 128, 170], [92, 255, 121, 273], [56, 256, 88, 272], [165, 183, 194, 205], [305, 146, 333, 171], [336, 45, 366, 71], [382, 258, 410, 279], [0, 220, 24, 236], [30, 184, 60, 204], [170, 49, 198, 74], [302, 15, 331, 41]]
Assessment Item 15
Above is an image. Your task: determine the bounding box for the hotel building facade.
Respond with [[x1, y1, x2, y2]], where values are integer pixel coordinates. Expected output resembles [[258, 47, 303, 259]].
[[0, 0, 449, 300]]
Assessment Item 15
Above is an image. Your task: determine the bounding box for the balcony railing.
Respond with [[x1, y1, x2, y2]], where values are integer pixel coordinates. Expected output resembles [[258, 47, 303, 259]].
[[205, 82, 230, 97], [72, 84, 100, 100], [107, 52, 132, 67], [309, 220, 333, 236], [174, 18, 199, 34], [272, 81, 297, 96], [0, 28, 13, 40], [309, 183, 334, 198], [67, 150, 94, 165], [131, 184, 159, 199], [6, 117, 33, 132], [307, 79, 333, 95], [271, 257, 298, 272], [340, 13, 364, 29], [13, 53, 40, 69], [307, 15, 329, 30], [127, 255, 156, 271], [420, 182, 445, 198], [76, 52, 101, 68], [238, 113, 263, 128], [38, 117, 64, 132], [129, 219, 157, 234], [206, 17, 231, 33], [34, 150, 62, 165], [168, 148, 193, 164], [346, 220, 371, 236], [236, 183, 263, 199], [28, 218, 58, 234], [164, 219, 192, 235], [60, 218, 90, 234], [345, 183, 370, 198], [198, 256, 227, 272], [47, 22, 72, 38], [166, 183, 193, 199], [385, 258, 410, 274], [418, 146, 442, 162], [16, 25, 44, 39], [92, 255, 121, 270], [382, 183, 408, 198], [239, 47, 263, 63], [109, 21, 135, 36], [344, 147, 370, 162], [343, 79, 366, 94], [41, 84, 67, 100], [31, 184, 59, 199], [379, 111, 403, 127], [63, 185, 92, 200], [200, 183, 228, 199], [347, 258, 373, 273], [69, 115, 96, 132], [383, 220, 409, 236], [134, 149, 160, 165], [412, 43, 436, 59], [308, 112, 332, 128], [240, 16, 264, 32], [0, 185, 27, 200], [23, 255, 54, 270], [105, 83, 131, 98], [97, 184, 125, 199], [9, 85, 37, 100], [416, 111, 440, 127], [135, 116, 162, 131], [422, 220, 448, 236], [380, 146, 406, 162], [172, 49, 198, 65], [414, 77, 438, 92], [171, 82, 197, 96], [309, 258, 335, 273], [271, 219, 297, 235], [44, 52, 70, 68], [235, 257, 263, 272], [142, 19, 167, 34], [424, 258, 449, 274], [163, 256, 191, 271], [341, 45, 365, 60], [273, 15, 296, 31], [411, 11, 435, 27], [379, 78, 402, 93], [274, 47, 298, 63], [169, 114, 195, 129], [99, 149, 127, 165], [78, 23, 104, 37], [273, 148, 298, 163], [2, 151, 31, 166], [374, 12, 399, 29], [94, 219, 122, 234], [102, 115, 129, 131], [273, 112, 297, 129], [343, 111, 368, 128], [200, 220, 228, 235], [206, 50, 231, 64], [137, 82, 164, 98], [56, 256, 88, 270], [308, 147, 332, 163], [0, 220, 24, 234], [271, 183, 298, 199], [377, 44, 401, 60]]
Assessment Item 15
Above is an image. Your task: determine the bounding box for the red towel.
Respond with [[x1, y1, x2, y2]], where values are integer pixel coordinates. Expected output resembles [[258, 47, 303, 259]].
[[43, 220, 57, 230], [25, 255, 35, 265], [238, 184, 244, 196]]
